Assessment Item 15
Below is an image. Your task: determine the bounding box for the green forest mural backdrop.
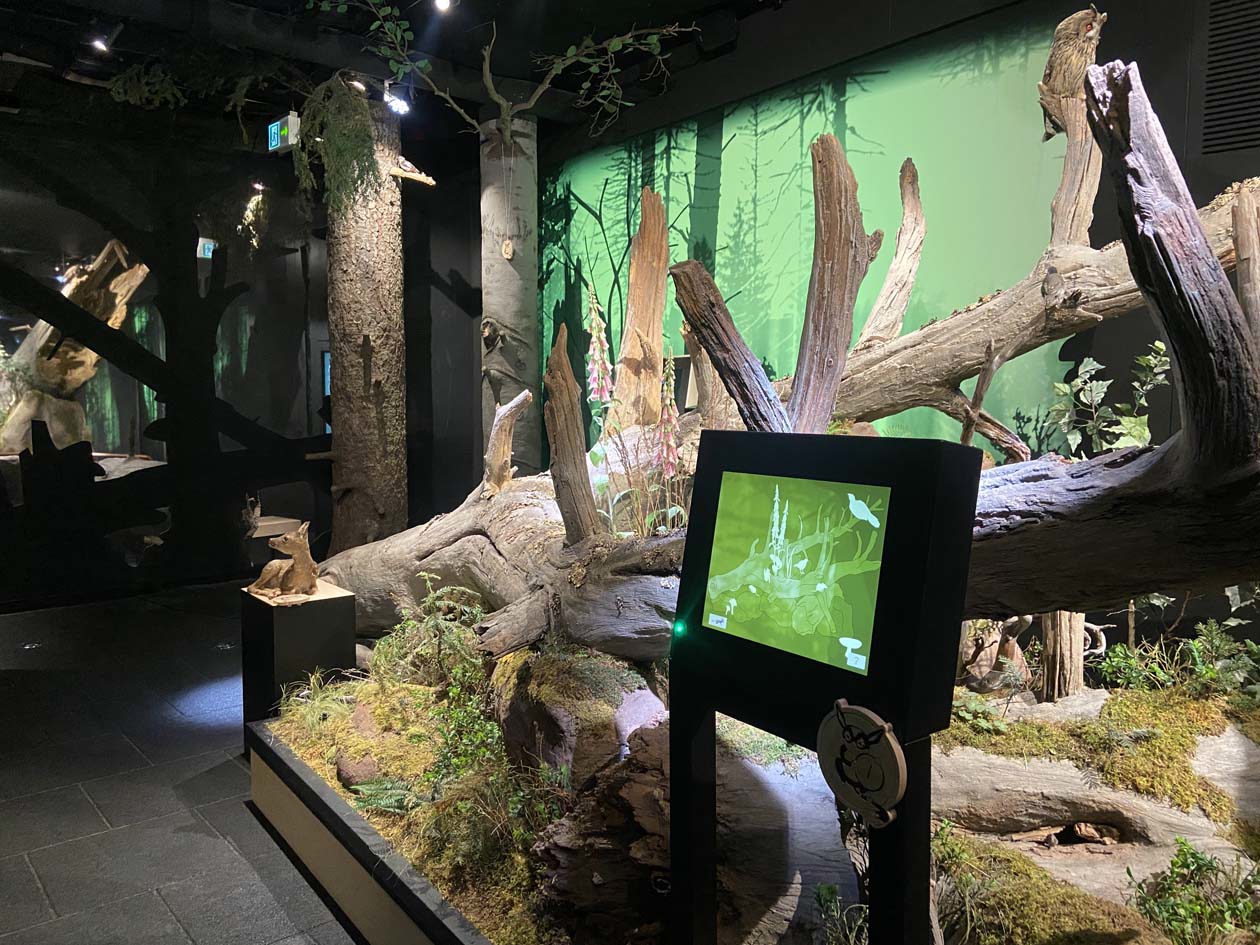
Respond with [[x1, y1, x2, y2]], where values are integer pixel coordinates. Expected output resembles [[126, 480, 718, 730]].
[[540, 12, 1069, 453]]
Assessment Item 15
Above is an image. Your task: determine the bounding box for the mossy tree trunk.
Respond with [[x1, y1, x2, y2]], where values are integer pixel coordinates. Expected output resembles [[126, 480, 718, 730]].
[[480, 116, 542, 477], [327, 105, 407, 554]]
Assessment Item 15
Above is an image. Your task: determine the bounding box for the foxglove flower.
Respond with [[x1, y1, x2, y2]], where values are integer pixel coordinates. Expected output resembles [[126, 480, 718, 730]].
[[585, 283, 613, 404], [657, 355, 680, 479]]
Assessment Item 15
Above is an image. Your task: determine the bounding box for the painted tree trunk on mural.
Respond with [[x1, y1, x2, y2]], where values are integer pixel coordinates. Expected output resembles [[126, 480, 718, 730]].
[[480, 116, 542, 477], [688, 108, 724, 272], [326, 106, 407, 554]]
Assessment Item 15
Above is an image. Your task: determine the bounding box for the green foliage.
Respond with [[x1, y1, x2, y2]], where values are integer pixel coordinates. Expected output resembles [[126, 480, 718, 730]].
[[277, 670, 357, 736], [815, 883, 868, 945], [350, 777, 428, 814], [1093, 621, 1260, 699], [110, 63, 188, 109], [1047, 341, 1170, 457], [371, 573, 483, 689], [1131, 838, 1260, 945], [293, 76, 382, 214], [951, 691, 1010, 735]]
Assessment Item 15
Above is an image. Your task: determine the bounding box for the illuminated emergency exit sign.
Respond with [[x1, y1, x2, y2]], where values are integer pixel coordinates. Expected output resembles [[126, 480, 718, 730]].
[[267, 112, 300, 153]]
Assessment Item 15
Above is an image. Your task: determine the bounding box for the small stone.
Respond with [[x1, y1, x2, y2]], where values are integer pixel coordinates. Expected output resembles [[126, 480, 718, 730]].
[[355, 643, 375, 671], [335, 752, 381, 788]]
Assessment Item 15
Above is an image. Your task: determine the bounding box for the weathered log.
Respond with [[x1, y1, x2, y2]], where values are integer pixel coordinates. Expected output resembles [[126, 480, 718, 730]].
[[827, 180, 1255, 429], [1232, 185, 1260, 335], [544, 325, 604, 546], [922, 387, 1030, 465], [607, 187, 669, 431], [787, 134, 881, 434], [1040, 611, 1085, 701], [964, 60, 1260, 616], [855, 158, 925, 351], [481, 389, 534, 497], [669, 260, 790, 434], [679, 321, 742, 431]]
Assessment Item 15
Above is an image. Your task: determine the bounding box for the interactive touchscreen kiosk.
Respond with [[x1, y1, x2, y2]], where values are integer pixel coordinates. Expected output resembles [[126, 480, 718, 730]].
[[670, 431, 982, 945]]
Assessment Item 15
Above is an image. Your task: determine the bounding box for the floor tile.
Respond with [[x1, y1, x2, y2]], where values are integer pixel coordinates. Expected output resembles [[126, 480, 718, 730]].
[[115, 704, 244, 765], [0, 785, 109, 857], [0, 856, 53, 936], [196, 798, 281, 862], [0, 891, 192, 944], [158, 856, 298, 945], [308, 919, 356, 945], [251, 852, 336, 932], [28, 810, 241, 915], [0, 733, 150, 800], [82, 751, 249, 828]]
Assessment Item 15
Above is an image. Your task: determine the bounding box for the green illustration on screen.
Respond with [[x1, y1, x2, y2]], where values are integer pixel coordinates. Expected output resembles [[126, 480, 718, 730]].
[[701, 472, 890, 676]]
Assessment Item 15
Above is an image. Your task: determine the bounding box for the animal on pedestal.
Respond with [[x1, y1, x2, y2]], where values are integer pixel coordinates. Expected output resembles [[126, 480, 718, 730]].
[[247, 522, 318, 601]]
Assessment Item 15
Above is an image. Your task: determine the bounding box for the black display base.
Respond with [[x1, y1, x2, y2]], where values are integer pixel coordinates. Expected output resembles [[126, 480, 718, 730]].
[[241, 579, 356, 745], [247, 723, 489, 945]]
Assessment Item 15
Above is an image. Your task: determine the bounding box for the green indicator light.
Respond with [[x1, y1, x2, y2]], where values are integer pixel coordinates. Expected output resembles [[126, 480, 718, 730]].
[[672, 620, 686, 637]]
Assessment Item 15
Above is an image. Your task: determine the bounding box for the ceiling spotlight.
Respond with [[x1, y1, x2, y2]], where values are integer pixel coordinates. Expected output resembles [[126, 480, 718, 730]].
[[348, 78, 367, 93], [252, 181, 265, 192], [89, 23, 123, 53], [384, 86, 410, 115], [434, 0, 452, 11]]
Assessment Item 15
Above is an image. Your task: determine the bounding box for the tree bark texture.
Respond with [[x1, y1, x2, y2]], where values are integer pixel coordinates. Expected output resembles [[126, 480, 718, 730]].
[[1040, 611, 1085, 701], [606, 187, 668, 432], [480, 116, 542, 476], [327, 105, 407, 553], [855, 158, 924, 351], [544, 325, 603, 546], [786, 134, 880, 434], [1233, 186, 1260, 331]]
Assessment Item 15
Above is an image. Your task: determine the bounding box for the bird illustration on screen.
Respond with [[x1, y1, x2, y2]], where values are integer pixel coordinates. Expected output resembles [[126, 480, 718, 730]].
[[847, 493, 880, 529], [1039, 4, 1107, 141]]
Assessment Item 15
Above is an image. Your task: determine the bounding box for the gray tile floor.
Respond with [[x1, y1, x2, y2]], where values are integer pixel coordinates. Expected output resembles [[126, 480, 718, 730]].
[[0, 585, 355, 945]]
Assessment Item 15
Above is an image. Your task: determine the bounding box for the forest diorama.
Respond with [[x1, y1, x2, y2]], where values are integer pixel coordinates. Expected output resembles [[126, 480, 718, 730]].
[[5, 2, 1260, 944]]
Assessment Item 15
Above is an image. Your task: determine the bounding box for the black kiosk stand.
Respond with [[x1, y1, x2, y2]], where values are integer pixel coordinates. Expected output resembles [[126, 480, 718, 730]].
[[669, 431, 981, 945]]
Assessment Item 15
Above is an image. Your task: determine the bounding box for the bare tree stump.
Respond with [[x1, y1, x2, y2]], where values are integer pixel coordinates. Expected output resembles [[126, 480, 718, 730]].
[[856, 158, 924, 351], [1041, 611, 1085, 702]]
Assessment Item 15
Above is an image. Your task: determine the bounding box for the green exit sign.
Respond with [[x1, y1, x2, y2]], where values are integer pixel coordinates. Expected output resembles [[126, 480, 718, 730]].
[[267, 111, 300, 153]]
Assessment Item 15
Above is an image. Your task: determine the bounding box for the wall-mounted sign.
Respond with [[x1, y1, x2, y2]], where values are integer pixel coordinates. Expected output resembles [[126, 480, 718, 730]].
[[267, 111, 300, 153], [196, 238, 217, 259]]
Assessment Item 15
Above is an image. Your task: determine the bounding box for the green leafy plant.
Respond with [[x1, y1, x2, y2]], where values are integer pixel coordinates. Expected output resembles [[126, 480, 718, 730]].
[[1092, 622, 1260, 698], [293, 75, 383, 214], [350, 776, 428, 814], [371, 573, 483, 689], [1047, 341, 1170, 457], [1130, 838, 1260, 945], [816, 883, 868, 945], [952, 691, 1009, 735]]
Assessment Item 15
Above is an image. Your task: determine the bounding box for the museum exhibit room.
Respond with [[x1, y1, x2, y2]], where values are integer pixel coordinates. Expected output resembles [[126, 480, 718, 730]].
[[5, 0, 1260, 942]]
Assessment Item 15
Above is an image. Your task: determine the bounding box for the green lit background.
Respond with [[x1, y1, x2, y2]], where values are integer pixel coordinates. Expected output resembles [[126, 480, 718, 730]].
[[540, 14, 1068, 457]]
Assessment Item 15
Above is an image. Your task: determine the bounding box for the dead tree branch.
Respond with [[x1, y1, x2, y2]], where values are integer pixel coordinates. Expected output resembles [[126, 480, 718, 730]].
[[1232, 185, 1260, 333], [544, 325, 604, 545], [607, 187, 669, 431], [482, 389, 534, 497], [669, 260, 791, 434], [787, 134, 881, 434], [855, 158, 925, 351]]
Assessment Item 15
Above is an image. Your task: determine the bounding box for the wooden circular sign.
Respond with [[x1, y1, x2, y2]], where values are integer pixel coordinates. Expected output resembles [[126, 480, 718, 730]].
[[816, 699, 907, 827]]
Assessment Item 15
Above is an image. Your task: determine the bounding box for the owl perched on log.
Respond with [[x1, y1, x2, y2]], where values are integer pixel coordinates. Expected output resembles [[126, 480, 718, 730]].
[[1039, 4, 1108, 141]]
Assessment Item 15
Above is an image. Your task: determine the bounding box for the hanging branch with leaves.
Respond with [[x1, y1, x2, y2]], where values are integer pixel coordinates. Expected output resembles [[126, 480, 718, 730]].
[[319, 0, 693, 144]]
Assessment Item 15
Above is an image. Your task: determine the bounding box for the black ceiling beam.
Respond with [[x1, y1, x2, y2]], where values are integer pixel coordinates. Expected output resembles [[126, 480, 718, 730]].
[[51, 0, 579, 122]]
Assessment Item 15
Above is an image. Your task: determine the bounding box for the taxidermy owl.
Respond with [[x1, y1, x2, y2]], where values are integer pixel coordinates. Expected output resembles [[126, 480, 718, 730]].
[[1040, 4, 1108, 141]]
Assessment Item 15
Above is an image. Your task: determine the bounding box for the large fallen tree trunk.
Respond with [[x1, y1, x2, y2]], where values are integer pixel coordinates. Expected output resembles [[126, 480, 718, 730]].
[[322, 27, 1260, 653]]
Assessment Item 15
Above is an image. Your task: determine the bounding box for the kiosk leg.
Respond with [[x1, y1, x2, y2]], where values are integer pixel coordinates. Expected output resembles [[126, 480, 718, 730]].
[[868, 737, 933, 944], [669, 685, 717, 945]]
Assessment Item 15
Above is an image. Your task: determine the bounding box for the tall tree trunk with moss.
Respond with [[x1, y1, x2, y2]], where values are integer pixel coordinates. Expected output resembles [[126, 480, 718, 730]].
[[480, 116, 542, 476], [327, 105, 407, 554]]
